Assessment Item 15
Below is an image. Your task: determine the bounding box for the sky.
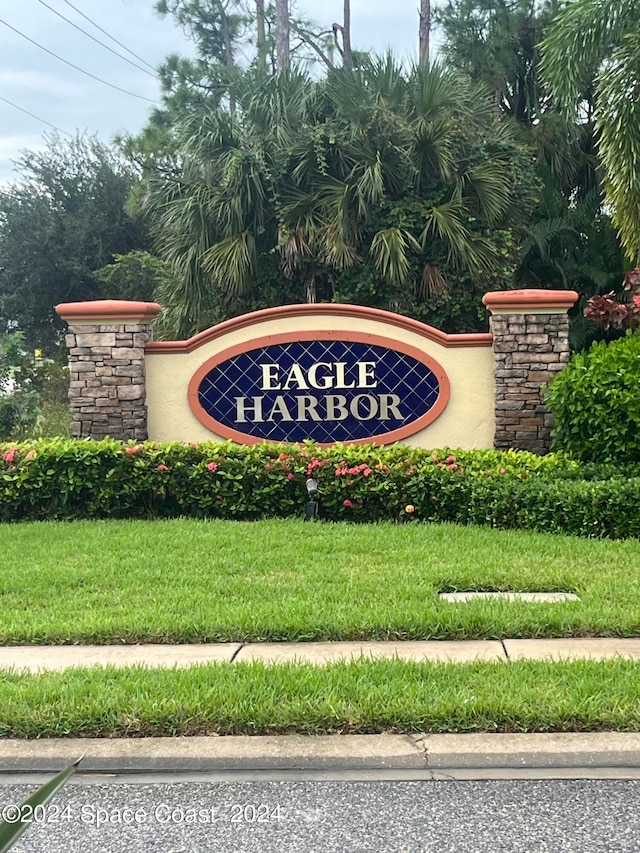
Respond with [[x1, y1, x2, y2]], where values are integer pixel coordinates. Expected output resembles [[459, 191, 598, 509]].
[[0, 0, 426, 184]]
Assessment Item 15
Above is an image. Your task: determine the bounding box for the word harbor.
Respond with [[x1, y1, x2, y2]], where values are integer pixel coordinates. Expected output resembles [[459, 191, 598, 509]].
[[236, 360, 403, 423]]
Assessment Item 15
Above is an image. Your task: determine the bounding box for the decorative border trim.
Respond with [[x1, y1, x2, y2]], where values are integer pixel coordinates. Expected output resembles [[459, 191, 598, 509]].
[[146, 303, 493, 353], [187, 330, 451, 447], [482, 289, 578, 313], [55, 300, 162, 323]]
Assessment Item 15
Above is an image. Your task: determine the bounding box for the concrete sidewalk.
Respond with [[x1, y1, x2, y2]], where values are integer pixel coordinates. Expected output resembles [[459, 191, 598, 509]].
[[2, 638, 640, 672]]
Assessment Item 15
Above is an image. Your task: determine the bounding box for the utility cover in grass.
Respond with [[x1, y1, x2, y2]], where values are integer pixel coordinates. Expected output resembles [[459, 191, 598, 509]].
[[439, 592, 580, 602]]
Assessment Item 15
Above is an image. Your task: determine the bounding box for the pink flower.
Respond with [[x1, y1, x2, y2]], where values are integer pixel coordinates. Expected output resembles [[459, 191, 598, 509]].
[[448, 463, 458, 471], [437, 462, 445, 469], [189, 442, 199, 448], [2, 450, 16, 463], [287, 473, 294, 480], [363, 468, 372, 477], [125, 446, 139, 455], [25, 450, 36, 460], [207, 462, 218, 472], [343, 499, 353, 507], [446, 454, 456, 463], [499, 467, 506, 475], [157, 464, 168, 471]]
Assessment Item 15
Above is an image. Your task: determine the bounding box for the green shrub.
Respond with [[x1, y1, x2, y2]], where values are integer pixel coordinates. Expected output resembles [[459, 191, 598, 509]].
[[546, 334, 640, 463], [0, 439, 637, 538]]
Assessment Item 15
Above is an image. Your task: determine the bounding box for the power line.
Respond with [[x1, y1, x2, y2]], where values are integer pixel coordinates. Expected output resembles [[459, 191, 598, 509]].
[[35, 0, 156, 79], [0, 93, 73, 136], [0, 17, 157, 103], [59, 0, 157, 73]]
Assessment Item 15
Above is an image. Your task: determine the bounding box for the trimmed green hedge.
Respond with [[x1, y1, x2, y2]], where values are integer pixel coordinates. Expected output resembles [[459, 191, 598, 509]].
[[0, 439, 637, 538], [547, 334, 640, 464]]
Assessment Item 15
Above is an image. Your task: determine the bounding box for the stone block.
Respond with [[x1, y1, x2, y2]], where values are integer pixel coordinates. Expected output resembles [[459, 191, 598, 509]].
[[526, 334, 551, 345], [114, 365, 144, 377], [495, 400, 524, 410], [67, 324, 99, 334], [117, 384, 145, 401], [111, 347, 144, 361], [527, 370, 550, 382], [95, 366, 113, 377], [511, 352, 558, 364], [75, 333, 116, 348], [85, 347, 113, 356]]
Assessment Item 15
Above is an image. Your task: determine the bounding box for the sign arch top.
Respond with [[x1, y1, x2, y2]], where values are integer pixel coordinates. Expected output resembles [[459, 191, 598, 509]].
[[145, 304, 493, 448]]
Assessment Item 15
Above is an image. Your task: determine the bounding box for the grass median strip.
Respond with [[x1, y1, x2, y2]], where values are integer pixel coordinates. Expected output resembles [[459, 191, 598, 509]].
[[1, 659, 640, 738], [2, 518, 640, 644]]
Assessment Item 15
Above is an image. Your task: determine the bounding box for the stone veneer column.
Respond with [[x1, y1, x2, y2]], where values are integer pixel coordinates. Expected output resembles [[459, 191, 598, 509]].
[[55, 300, 162, 441], [482, 289, 578, 454]]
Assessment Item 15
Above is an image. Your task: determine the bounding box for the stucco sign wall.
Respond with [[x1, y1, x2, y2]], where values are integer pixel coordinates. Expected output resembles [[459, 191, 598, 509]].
[[55, 291, 578, 452], [145, 304, 495, 448]]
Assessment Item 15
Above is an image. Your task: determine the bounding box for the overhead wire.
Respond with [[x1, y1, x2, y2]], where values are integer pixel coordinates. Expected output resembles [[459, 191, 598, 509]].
[[0, 93, 73, 136], [0, 16, 157, 103], [35, 0, 157, 79], [58, 0, 157, 73]]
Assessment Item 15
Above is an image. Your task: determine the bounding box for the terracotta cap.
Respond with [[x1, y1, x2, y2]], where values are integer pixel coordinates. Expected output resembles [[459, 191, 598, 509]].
[[482, 289, 578, 312], [145, 302, 493, 354], [55, 300, 162, 322]]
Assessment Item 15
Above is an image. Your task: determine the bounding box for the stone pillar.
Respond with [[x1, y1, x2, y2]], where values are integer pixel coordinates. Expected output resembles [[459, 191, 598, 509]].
[[55, 300, 162, 441], [482, 289, 578, 454]]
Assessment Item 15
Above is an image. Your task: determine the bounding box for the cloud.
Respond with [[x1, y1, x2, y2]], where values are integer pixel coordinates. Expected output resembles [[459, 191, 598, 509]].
[[0, 70, 86, 98]]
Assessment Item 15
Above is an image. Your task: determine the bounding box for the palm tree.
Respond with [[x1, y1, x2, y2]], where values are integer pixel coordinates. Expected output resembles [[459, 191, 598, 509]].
[[142, 61, 529, 337], [540, 0, 640, 264]]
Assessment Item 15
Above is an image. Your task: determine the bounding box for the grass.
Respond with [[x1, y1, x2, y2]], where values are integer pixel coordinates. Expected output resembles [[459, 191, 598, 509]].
[[1, 659, 640, 738], [1, 518, 639, 644]]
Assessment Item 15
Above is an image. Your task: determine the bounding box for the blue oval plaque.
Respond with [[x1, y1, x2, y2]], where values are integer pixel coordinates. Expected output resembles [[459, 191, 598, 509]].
[[189, 333, 449, 445]]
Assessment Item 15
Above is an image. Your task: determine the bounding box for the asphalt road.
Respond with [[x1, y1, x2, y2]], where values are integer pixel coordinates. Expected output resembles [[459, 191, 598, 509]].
[[3, 777, 640, 852]]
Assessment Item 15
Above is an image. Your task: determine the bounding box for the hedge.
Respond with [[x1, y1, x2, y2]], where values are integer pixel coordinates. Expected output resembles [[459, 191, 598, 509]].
[[1, 439, 638, 539], [547, 334, 640, 464]]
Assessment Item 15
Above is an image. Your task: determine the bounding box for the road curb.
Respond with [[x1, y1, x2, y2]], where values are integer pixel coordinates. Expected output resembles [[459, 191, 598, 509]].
[[2, 733, 640, 774], [0, 735, 426, 773], [422, 733, 640, 768]]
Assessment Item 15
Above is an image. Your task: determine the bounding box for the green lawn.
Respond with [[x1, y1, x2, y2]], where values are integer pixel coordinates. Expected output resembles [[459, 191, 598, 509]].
[[1, 518, 639, 643], [2, 659, 640, 737]]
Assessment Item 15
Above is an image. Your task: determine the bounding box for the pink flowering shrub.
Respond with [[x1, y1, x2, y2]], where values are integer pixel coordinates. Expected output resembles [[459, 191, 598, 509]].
[[1, 438, 617, 535]]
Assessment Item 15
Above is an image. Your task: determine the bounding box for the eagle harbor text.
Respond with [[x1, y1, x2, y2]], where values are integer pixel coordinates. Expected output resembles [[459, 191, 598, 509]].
[[235, 360, 403, 423]]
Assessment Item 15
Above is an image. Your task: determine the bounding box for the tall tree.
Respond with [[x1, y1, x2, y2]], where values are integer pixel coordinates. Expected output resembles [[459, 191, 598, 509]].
[[540, 0, 640, 264], [419, 0, 430, 65], [275, 0, 290, 71], [255, 0, 268, 75], [0, 135, 146, 352], [436, 0, 625, 328]]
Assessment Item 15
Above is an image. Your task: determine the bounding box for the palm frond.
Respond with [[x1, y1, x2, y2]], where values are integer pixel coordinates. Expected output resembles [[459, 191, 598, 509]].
[[202, 231, 257, 300], [370, 227, 420, 286]]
